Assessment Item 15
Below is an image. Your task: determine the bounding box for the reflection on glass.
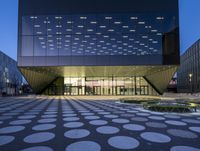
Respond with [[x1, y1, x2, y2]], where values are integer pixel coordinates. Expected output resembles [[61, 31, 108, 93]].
[[47, 35, 59, 56], [21, 13, 178, 57], [21, 36, 33, 56], [22, 16, 34, 35], [34, 36, 46, 56]]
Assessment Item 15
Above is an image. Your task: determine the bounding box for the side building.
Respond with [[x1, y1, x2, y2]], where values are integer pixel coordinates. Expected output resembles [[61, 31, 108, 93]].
[[177, 39, 200, 93], [18, 0, 180, 96], [0, 51, 23, 96]]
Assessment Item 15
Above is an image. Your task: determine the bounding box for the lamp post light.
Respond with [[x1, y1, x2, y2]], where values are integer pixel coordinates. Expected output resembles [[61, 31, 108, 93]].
[[189, 73, 193, 94]]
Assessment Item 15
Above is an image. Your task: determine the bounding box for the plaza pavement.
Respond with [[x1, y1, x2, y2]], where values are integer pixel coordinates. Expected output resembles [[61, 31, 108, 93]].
[[0, 96, 200, 151]]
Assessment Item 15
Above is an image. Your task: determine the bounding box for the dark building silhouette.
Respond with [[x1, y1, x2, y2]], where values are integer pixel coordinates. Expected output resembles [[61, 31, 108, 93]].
[[18, 0, 180, 95], [0, 51, 23, 96], [177, 39, 200, 93]]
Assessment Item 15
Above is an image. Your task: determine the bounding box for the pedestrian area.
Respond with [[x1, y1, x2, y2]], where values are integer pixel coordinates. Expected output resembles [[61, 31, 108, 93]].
[[0, 96, 200, 151]]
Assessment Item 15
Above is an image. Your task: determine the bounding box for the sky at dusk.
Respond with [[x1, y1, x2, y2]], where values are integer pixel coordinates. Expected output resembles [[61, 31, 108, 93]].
[[0, 0, 200, 60]]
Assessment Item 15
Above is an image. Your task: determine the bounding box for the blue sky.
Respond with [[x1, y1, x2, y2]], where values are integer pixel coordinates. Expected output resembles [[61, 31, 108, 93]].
[[179, 0, 200, 55], [0, 0, 200, 60]]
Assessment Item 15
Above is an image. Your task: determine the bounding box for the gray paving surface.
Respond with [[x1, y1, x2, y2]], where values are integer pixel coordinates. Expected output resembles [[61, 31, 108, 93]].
[[0, 96, 200, 151]]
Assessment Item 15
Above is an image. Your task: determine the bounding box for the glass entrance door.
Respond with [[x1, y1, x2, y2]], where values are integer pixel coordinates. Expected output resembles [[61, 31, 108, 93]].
[[93, 86, 101, 95], [140, 86, 149, 95], [64, 86, 71, 95], [65, 86, 83, 95], [71, 87, 77, 95], [78, 86, 83, 95], [116, 86, 125, 95]]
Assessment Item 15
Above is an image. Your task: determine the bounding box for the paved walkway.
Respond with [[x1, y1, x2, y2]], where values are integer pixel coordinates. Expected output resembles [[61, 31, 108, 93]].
[[0, 96, 200, 151]]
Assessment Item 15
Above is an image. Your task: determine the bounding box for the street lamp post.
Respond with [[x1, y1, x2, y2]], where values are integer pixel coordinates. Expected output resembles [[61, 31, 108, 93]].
[[189, 73, 193, 94]]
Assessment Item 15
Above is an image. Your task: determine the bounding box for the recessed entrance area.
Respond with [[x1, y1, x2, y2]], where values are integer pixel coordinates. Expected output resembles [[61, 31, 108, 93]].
[[63, 77, 158, 96]]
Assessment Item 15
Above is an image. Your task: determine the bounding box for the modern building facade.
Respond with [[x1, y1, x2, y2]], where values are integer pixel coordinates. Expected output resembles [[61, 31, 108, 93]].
[[0, 51, 23, 96], [18, 0, 180, 96], [177, 39, 200, 93]]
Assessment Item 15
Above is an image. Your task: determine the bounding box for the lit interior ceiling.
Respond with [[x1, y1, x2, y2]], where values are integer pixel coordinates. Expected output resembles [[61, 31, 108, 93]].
[[20, 65, 177, 77], [22, 14, 175, 56]]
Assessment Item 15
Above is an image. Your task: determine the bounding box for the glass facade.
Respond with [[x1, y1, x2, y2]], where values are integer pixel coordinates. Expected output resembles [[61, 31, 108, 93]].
[[21, 14, 176, 57], [18, 0, 180, 95], [43, 76, 158, 96], [177, 39, 200, 93], [62, 76, 157, 95]]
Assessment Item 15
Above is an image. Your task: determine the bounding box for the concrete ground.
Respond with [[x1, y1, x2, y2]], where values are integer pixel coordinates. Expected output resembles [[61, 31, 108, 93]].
[[0, 96, 200, 151]]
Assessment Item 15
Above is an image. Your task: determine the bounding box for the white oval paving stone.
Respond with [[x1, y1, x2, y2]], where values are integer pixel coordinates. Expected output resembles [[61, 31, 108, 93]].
[[65, 141, 101, 151], [167, 129, 198, 139], [41, 115, 57, 118], [24, 132, 55, 143], [18, 115, 36, 119], [63, 114, 77, 117], [3, 113, 19, 116], [150, 112, 164, 115], [171, 146, 200, 151], [64, 122, 84, 128], [131, 117, 148, 122], [89, 120, 108, 126], [64, 129, 90, 139], [108, 136, 139, 150], [127, 110, 138, 113], [141, 132, 171, 143], [0, 136, 15, 146], [44, 112, 57, 115], [165, 120, 187, 126], [32, 124, 56, 131], [93, 110, 104, 112], [0, 126, 25, 134], [96, 126, 119, 134], [0, 116, 13, 120], [164, 115, 180, 119], [84, 116, 100, 120], [112, 118, 130, 124], [98, 112, 110, 115], [9, 120, 31, 125], [104, 115, 118, 119], [78, 110, 90, 113], [25, 112, 40, 115], [148, 116, 165, 120], [81, 113, 94, 116], [38, 118, 57, 123], [120, 108, 129, 111], [182, 119, 200, 124], [21, 146, 53, 151], [121, 114, 135, 117], [189, 127, 200, 133], [123, 124, 145, 131], [136, 113, 150, 116], [145, 122, 167, 128], [63, 111, 75, 114], [63, 117, 80, 122]]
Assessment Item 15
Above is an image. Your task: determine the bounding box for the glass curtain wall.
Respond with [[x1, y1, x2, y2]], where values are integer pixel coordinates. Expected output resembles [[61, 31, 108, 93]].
[[64, 76, 158, 96]]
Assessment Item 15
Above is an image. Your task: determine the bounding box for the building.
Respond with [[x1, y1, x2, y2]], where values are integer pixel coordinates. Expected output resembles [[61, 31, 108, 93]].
[[0, 51, 23, 96], [177, 39, 200, 93], [18, 0, 180, 96]]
